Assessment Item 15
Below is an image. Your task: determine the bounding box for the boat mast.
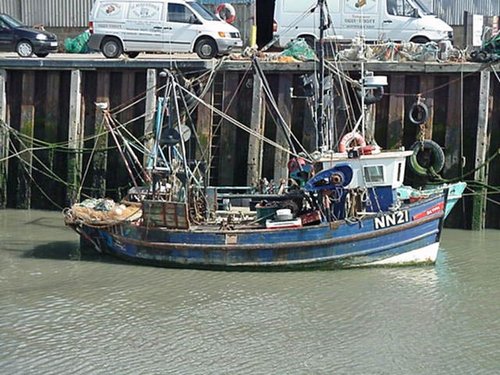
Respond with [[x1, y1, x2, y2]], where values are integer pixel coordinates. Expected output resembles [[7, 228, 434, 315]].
[[317, 0, 326, 150]]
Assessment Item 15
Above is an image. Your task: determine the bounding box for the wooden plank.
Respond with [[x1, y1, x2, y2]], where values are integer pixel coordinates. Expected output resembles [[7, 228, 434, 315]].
[[67, 70, 84, 205], [218, 72, 239, 185], [472, 70, 491, 231], [247, 72, 265, 186], [386, 75, 405, 149], [0, 69, 8, 208], [91, 71, 110, 198], [274, 73, 292, 182], [16, 71, 36, 209], [144, 69, 157, 167]]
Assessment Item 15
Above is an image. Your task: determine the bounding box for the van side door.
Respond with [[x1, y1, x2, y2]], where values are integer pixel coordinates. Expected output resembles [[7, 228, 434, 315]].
[[164, 3, 200, 53], [123, 2, 164, 52]]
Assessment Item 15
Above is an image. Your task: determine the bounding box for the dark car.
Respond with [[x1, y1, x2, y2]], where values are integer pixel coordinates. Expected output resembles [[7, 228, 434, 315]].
[[0, 13, 58, 57]]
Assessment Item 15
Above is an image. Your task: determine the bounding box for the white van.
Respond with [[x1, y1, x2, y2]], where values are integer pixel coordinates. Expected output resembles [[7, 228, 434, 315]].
[[273, 0, 453, 47], [87, 0, 243, 59]]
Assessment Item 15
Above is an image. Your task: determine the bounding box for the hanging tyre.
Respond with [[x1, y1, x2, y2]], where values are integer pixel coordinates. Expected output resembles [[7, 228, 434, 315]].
[[408, 102, 429, 125], [409, 140, 445, 176]]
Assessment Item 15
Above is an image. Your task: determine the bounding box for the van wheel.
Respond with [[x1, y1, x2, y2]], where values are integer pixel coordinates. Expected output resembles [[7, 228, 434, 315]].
[[101, 37, 123, 58], [195, 38, 218, 59], [16, 40, 33, 57], [125, 52, 139, 58], [411, 36, 430, 44]]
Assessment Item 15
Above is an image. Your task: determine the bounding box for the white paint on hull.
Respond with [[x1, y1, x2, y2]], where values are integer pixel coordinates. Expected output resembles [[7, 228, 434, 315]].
[[362, 242, 439, 266]]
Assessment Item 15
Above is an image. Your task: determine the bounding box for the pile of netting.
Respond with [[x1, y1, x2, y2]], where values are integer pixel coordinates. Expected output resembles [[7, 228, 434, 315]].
[[64, 198, 142, 226]]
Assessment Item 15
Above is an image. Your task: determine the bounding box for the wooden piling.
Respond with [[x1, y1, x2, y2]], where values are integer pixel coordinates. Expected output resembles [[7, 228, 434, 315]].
[[218, 72, 239, 185], [91, 71, 110, 198], [16, 72, 35, 209], [247, 73, 265, 186], [472, 70, 491, 230], [196, 82, 214, 182], [0, 69, 7, 208], [274, 73, 292, 182], [67, 70, 84, 205]]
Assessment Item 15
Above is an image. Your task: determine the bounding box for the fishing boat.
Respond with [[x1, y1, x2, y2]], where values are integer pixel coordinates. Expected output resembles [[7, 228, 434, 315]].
[[64, 0, 465, 270]]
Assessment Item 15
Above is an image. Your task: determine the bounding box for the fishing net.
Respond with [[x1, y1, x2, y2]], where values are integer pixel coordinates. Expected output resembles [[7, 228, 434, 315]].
[[64, 30, 91, 53], [281, 38, 316, 61]]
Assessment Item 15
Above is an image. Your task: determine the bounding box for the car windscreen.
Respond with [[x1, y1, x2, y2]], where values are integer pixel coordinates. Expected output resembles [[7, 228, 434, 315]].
[[1, 14, 25, 28], [187, 2, 218, 21]]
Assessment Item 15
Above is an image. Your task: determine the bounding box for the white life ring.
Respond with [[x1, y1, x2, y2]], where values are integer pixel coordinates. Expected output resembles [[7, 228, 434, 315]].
[[338, 131, 366, 153], [216, 3, 236, 24]]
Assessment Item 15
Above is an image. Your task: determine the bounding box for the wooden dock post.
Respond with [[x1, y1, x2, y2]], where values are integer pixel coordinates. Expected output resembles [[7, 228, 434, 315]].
[[17, 71, 36, 209], [144, 69, 157, 167], [274, 74, 292, 182], [67, 70, 84, 205], [91, 71, 110, 198], [218, 72, 239, 185], [196, 83, 214, 182], [247, 72, 265, 186], [0, 69, 8, 208], [472, 70, 491, 230]]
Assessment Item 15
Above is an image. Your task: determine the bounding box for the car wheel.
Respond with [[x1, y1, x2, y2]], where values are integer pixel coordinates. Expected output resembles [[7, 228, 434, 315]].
[[16, 40, 34, 57], [101, 37, 123, 58], [35, 53, 49, 58], [125, 52, 139, 58], [195, 38, 218, 59]]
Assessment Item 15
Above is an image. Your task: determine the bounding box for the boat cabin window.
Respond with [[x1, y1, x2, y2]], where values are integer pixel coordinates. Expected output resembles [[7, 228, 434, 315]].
[[363, 165, 385, 184]]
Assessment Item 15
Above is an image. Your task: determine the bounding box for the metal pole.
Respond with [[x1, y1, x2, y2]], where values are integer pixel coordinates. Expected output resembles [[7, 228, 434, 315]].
[[316, 0, 325, 149]]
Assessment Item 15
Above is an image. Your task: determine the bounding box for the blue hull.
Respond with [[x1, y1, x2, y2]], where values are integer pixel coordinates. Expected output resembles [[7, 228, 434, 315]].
[[78, 195, 447, 270]]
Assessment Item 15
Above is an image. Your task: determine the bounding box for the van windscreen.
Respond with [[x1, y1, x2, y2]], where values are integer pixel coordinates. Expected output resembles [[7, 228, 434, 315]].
[[188, 2, 218, 21]]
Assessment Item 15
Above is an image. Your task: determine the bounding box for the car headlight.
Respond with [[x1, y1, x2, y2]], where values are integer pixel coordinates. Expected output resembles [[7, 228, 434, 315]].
[[218, 31, 228, 38], [36, 34, 47, 41]]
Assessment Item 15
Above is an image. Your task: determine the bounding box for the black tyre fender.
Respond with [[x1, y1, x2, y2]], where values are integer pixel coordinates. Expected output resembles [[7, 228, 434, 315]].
[[357, 86, 384, 105], [408, 102, 429, 125], [101, 37, 123, 58], [194, 37, 218, 59], [409, 140, 445, 176]]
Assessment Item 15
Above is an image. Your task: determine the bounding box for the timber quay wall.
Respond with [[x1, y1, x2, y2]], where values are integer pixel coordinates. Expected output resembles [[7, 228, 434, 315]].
[[0, 56, 498, 230]]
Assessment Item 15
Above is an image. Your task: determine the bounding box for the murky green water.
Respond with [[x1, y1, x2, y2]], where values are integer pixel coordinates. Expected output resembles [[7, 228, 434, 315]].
[[1, 209, 499, 374]]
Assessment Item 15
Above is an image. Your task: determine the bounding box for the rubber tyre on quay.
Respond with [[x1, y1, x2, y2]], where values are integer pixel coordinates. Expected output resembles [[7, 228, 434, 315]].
[[102, 37, 123, 58], [16, 40, 33, 57], [195, 38, 218, 59]]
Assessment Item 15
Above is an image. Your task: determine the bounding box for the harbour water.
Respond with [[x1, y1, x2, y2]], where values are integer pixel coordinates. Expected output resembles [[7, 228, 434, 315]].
[[1, 209, 499, 374]]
